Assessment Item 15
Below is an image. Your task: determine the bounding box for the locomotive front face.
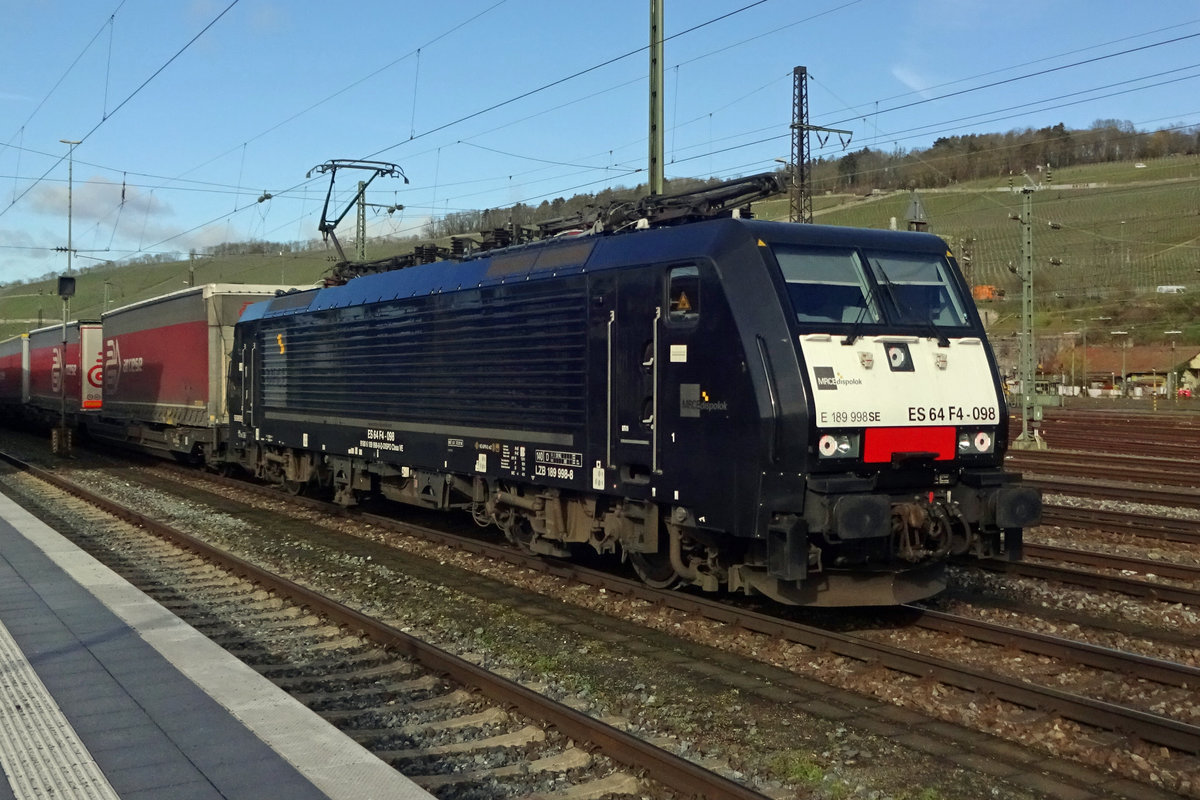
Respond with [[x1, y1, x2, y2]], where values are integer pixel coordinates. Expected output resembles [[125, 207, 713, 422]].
[[779, 243, 1001, 474], [757, 234, 1038, 588]]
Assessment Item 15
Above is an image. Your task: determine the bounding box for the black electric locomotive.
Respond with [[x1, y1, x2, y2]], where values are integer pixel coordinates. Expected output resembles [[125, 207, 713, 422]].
[[226, 176, 1039, 606]]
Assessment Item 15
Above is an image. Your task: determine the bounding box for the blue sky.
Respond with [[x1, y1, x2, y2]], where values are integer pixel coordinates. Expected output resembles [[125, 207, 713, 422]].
[[2, 0, 1198, 284]]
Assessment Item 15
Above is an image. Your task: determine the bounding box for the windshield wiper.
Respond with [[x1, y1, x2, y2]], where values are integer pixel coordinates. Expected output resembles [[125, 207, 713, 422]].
[[841, 282, 878, 345], [872, 259, 949, 348], [922, 318, 951, 348], [924, 314, 950, 347]]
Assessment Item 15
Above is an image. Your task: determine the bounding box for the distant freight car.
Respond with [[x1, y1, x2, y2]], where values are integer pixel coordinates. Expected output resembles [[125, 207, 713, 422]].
[[0, 334, 28, 408], [89, 284, 298, 460], [24, 321, 103, 424]]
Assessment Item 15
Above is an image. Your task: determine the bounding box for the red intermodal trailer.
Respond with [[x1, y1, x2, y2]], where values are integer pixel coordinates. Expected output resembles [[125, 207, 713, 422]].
[[0, 334, 29, 410], [89, 284, 295, 460], [25, 322, 103, 423]]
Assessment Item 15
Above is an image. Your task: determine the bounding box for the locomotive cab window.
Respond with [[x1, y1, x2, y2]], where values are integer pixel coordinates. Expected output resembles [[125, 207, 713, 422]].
[[772, 245, 880, 326], [864, 251, 970, 328], [668, 266, 700, 322]]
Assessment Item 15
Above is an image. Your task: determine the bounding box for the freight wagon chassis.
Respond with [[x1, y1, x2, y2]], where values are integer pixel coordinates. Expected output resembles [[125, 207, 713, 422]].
[[85, 418, 218, 465]]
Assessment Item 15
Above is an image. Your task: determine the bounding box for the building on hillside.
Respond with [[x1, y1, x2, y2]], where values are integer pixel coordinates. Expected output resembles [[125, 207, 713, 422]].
[[1052, 345, 1200, 396], [1184, 351, 1200, 395], [991, 333, 1060, 386]]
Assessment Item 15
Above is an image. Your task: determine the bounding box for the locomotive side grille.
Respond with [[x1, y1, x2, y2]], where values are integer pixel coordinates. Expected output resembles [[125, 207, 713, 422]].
[[258, 281, 589, 431]]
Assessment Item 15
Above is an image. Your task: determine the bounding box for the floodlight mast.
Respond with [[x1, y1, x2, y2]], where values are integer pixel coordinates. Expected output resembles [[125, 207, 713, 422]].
[[307, 160, 408, 262]]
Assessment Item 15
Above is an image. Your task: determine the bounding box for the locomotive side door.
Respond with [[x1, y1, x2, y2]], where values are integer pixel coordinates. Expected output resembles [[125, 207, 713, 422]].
[[240, 338, 258, 430], [608, 268, 661, 484]]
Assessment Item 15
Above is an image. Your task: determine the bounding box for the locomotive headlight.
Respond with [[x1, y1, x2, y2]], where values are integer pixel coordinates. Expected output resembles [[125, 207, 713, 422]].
[[957, 429, 995, 454], [817, 432, 861, 459]]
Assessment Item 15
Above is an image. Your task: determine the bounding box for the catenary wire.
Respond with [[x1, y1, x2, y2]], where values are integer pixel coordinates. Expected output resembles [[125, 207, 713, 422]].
[[0, 0, 240, 223]]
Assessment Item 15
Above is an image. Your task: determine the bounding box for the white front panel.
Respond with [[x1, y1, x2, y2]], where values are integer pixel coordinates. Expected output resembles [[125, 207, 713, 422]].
[[79, 324, 103, 410], [799, 334, 1002, 428]]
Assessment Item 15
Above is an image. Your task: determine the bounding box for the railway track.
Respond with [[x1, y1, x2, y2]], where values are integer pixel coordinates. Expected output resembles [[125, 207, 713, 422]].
[[1007, 439, 1200, 567], [975, 553, 1200, 607], [1011, 409, 1200, 462], [4, 438, 1199, 795], [113, 460, 1200, 761], [907, 606, 1200, 690], [0, 452, 767, 800], [1026, 476, 1200, 512], [1038, 505, 1200, 544], [1007, 451, 1199, 490], [1000, 427, 1200, 599], [1003, 474, 1200, 602], [1023, 542, 1200, 584], [1026, 436, 1196, 460]]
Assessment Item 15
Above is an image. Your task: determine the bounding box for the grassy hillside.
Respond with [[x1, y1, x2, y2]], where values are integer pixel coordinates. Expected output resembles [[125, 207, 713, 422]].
[[0, 251, 334, 341], [756, 155, 1200, 347], [3, 156, 1197, 347]]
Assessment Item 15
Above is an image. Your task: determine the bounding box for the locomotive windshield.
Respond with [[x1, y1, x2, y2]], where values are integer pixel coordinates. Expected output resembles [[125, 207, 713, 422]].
[[865, 251, 970, 327], [774, 245, 881, 325], [772, 243, 969, 330]]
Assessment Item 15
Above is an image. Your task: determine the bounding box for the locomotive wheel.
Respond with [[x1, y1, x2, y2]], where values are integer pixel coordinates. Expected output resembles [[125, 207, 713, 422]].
[[281, 478, 306, 496], [629, 551, 683, 589], [507, 518, 538, 555]]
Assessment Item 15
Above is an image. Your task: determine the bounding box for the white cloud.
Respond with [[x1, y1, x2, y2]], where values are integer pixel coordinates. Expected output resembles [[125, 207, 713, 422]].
[[26, 176, 172, 223], [891, 65, 937, 100]]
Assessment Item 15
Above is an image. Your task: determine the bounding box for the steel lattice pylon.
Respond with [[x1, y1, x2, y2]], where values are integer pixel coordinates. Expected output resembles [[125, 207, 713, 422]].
[[789, 67, 851, 224], [790, 67, 810, 224]]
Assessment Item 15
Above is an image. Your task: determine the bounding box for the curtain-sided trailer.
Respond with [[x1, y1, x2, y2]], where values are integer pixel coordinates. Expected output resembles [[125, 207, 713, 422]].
[[6, 322, 104, 425], [0, 334, 29, 409], [86, 284, 298, 460]]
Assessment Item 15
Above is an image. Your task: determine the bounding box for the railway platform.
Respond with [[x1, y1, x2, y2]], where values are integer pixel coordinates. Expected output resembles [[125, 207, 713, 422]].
[[0, 488, 432, 800]]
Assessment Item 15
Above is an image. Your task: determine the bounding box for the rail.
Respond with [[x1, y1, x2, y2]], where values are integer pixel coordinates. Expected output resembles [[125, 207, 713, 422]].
[[0, 452, 770, 800]]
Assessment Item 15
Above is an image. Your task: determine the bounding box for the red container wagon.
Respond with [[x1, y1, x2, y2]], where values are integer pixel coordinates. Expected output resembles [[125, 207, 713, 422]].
[[25, 321, 103, 424], [91, 284, 296, 460], [0, 334, 30, 412]]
